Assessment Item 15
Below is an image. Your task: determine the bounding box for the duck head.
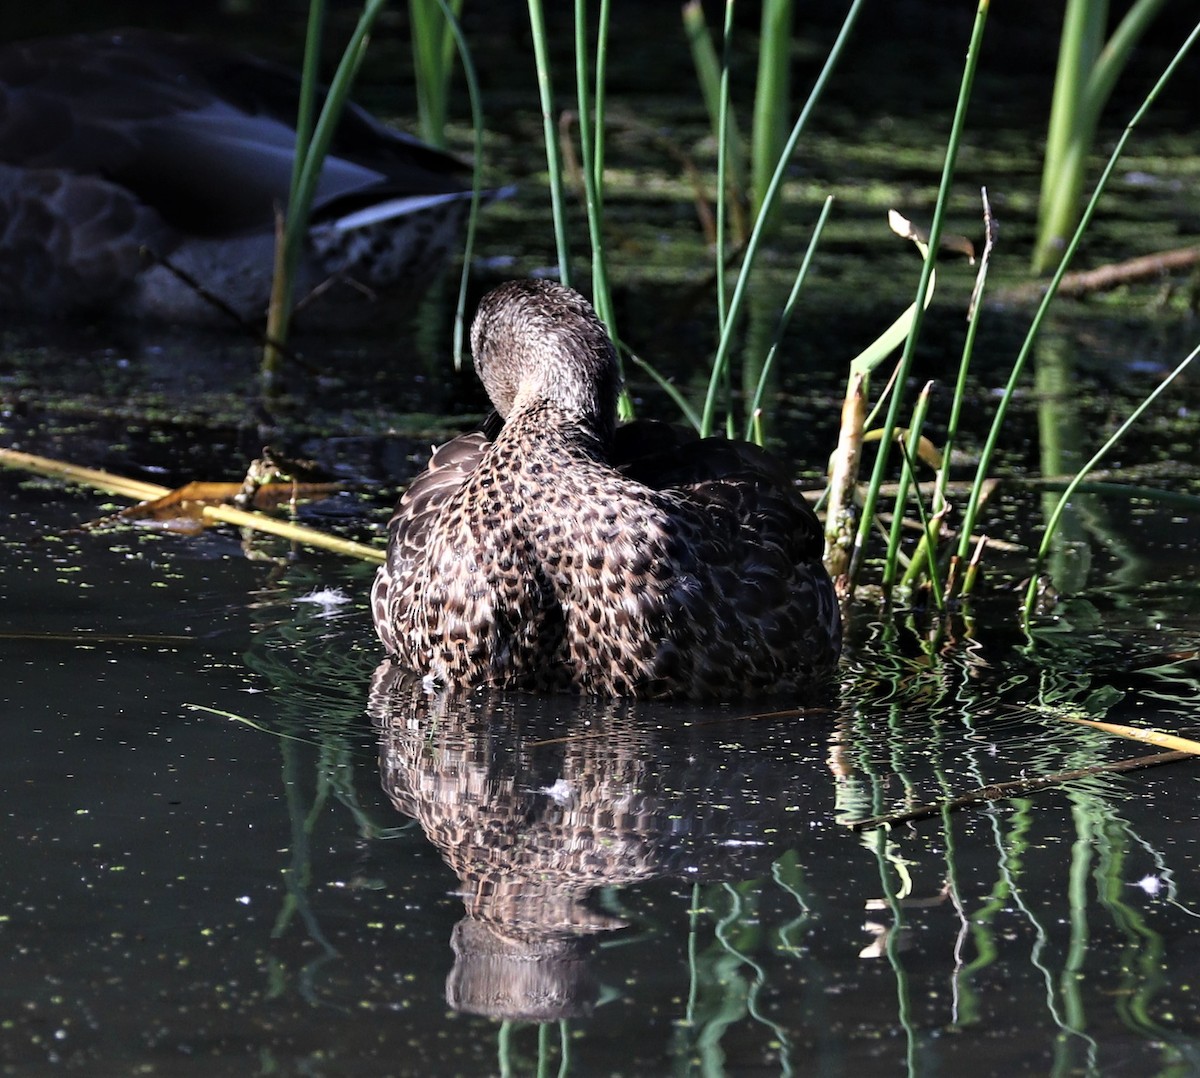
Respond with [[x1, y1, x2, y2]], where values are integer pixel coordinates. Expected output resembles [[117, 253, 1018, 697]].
[[470, 279, 621, 444]]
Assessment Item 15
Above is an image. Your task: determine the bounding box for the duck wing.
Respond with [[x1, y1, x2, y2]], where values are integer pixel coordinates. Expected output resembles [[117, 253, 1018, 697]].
[[604, 419, 838, 696], [611, 419, 825, 561], [372, 431, 491, 653], [0, 30, 468, 237]]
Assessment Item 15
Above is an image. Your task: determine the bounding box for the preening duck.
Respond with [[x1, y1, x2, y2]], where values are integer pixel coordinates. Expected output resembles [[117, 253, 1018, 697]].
[[372, 279, 841, 700]]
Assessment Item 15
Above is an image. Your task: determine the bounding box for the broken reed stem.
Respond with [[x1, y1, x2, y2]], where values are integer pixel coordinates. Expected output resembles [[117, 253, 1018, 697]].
[[0, 447, 167, 501], [197, 502, 384, 562], [0, 447, 385, 564], [823, 370, 865, 586]]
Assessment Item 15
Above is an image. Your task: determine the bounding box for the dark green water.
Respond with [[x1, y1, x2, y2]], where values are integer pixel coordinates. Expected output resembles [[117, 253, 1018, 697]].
[[3, 4, 1200, 1075], [3, 424, 1199, 1075]]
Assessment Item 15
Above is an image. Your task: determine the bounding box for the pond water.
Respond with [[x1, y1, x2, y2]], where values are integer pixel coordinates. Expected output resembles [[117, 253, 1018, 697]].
[[4, 4, 1200, 1076], [3, 299, 1199, 1077]]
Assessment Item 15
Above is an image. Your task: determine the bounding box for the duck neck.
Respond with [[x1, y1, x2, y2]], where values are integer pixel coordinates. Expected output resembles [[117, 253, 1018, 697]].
[[501, 399, 612, 462]]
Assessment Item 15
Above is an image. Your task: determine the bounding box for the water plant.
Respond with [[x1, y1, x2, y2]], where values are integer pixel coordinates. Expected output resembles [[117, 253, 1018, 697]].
[[683, 0, 794, 241], [263, 0, 489, 387], [958, 16, 1200, 613], [409, 0, 465, 147], [262, 0, 389, 391], [1032, 0, 1172, 275], [529, 1, 1200, 615]]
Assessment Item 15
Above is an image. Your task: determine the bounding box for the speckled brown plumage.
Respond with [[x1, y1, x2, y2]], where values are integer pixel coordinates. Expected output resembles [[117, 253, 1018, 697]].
[[371, 278, 841, 700]]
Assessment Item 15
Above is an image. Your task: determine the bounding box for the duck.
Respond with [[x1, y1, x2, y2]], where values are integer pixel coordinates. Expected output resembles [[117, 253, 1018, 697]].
[[0, 29, 493, 326], [371, 278, 842, 700]]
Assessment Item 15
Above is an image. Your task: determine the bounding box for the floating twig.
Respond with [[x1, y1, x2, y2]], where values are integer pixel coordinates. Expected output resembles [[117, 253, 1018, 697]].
[[0, 447, 384, 563], [997, 244, 1200, 304]]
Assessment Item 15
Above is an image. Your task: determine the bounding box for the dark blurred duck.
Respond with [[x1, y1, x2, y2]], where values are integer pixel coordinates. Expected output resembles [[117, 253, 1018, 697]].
[[372, 279, 842, 701], [0, 29, 492, 326]]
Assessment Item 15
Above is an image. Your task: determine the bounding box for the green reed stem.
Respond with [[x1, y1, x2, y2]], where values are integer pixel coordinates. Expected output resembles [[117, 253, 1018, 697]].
[[574, 0, 614, 331], [528, 0, 572, 287], [628, 353, 702, 430], [263, 0, 387, 393], [699, 0, 865, 438], [498, 1020, 514, 1078], [592, 3, 609, 195], [715, 0, 736, 332], [938, 191, 995, 519], [1023, 339, 1200, 616], [263, 0, 325, 392], [957, 17, 1200, 565], [903, 190, 995, 598], [592, 0, 612, 298], [899, 460, 946, 609], [743, 195, 834, 440], [716, 3, 739, 435], [1032, 0, 1169, 273], [556, 1020, 571, 1078], [291, 1, 325, 204], [430, 0, 489, 367], [751, 0, 792, 226], [288, 5, 385, 280], [881, 381, 934, 594], [574, 0, 631, 418], [847, 0, 988, 590], [1034, 0, 1104, 276], [682, 0, 747, 254], [409, 0, 463, 147]]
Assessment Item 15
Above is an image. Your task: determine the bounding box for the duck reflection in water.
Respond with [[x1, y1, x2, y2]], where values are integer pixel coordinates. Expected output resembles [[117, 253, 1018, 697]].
[[368, 663, 841, 1022], [372, 279, 841, 700]]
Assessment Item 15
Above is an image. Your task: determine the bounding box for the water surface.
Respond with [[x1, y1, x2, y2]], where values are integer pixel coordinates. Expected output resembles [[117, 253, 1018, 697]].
[[3, 5, 1200, 1072]]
